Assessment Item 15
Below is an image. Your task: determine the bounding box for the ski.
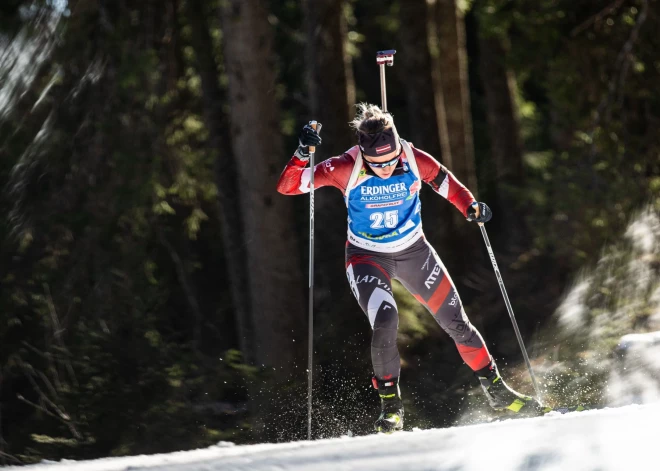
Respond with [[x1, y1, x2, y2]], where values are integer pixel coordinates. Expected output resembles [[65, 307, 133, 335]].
[[541, 404, 593, 415]]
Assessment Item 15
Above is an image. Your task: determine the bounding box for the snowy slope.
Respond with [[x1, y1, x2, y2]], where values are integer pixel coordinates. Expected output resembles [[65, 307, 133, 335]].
[[11, 402, 659, 471]]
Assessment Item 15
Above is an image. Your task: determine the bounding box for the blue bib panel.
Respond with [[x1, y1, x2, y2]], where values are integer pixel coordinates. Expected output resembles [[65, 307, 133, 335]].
[[345, 165, 423, 253]]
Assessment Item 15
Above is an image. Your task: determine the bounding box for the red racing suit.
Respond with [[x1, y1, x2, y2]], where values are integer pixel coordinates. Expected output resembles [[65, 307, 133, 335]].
[[277, 143, 492, 380], [276, 143, 474, 218]]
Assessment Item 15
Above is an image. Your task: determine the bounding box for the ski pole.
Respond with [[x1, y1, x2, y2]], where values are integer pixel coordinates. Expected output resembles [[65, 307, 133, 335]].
[[478, 223, 544, 405], [376, 50, 396, 112], [307, 121, 319, 440]]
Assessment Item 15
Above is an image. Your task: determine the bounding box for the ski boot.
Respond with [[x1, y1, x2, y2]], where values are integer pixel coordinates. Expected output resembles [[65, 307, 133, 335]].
[[475, 361, 542, 416], [372, 376, 404, 433]]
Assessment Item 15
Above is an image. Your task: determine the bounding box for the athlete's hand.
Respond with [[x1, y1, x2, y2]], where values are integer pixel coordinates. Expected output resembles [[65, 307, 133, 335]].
[[467, 202, 492, 223], [295, 122, 322, 161], [298, 122, 322, 148]]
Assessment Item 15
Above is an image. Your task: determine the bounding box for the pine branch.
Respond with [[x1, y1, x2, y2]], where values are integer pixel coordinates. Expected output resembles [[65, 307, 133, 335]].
[[0, 450, 24, 466], [589, 0, 649, 155], [571, 0, 627, 37]]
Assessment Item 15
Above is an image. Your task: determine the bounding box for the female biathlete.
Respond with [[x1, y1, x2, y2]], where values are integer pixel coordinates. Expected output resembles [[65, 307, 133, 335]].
[[277, 104, 539, 432]]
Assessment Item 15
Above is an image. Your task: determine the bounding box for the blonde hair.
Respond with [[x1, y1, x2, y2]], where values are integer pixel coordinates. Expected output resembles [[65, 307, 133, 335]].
[[349, 103, 395, 134]]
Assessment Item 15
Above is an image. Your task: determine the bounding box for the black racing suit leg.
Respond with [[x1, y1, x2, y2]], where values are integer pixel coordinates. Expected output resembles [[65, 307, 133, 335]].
[[345, 244, 400, 381], [392, 238, 492, 371]]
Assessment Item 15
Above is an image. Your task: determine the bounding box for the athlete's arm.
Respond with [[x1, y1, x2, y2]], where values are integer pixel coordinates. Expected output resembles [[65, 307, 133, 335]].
[[412, 146, 476, 217], [276, 152, 353, 195]]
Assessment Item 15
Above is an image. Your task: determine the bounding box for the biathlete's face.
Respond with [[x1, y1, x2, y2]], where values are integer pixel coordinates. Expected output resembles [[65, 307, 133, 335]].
[[363, 144, 401, 179]]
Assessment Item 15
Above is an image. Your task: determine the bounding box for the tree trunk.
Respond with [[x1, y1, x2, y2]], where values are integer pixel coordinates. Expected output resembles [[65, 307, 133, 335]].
[[397, 0, 442, 162], [301, 0, 358, 358], [478, 36, 523, 184], [434, 0, 477, 194], [220, 0, 306, 375], [185, 0, 254, 363], [303, 0, 355, 153], [397, 0, 457, 252], [478, 31, 528, 248]]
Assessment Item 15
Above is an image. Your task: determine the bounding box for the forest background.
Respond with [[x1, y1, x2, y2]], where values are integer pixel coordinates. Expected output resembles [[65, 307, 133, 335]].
[[0, 0, 659, 465]]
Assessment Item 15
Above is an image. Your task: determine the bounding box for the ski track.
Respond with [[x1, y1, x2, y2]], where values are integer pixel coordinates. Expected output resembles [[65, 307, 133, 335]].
[[10, 403, 658, 471]]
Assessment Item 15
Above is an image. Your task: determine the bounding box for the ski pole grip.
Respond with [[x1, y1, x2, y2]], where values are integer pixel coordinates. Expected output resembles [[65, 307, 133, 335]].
[[376, 50, 395, 113], [309, 121, 318, 153]]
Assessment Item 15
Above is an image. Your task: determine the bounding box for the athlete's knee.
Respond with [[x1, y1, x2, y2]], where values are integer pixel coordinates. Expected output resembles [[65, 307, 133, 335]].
[[372, 293, 398, 324], [446, 321, 481, 346], [362, 278, 396, 329], [364, 287, 398, 353], [437, 305, 480, 344]]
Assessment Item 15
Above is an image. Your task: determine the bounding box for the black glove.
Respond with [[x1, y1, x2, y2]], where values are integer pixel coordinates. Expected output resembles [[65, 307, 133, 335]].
[[296, 122, 322, 159], [467, 202, 492, 223]]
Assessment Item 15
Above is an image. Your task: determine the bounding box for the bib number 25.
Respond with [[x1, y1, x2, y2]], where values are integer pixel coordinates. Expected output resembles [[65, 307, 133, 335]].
[[370, 210, 398, 229]]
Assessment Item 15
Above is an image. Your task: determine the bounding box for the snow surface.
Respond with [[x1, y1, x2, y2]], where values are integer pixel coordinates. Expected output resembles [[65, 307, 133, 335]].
[[11, 402, 659, 471]]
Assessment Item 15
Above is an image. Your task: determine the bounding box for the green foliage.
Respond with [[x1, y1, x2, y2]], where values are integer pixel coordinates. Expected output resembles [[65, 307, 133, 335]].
[[476, 0, 660, 270], [394, 281, 434, 343], [0, 0, 242, 463]]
